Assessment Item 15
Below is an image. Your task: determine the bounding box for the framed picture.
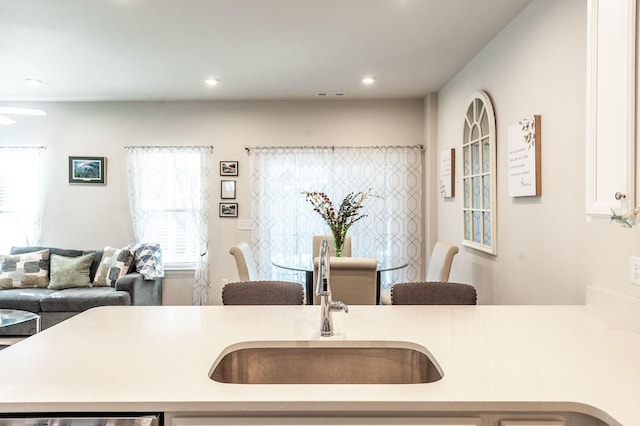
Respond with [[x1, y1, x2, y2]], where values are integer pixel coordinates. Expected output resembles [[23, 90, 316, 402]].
[[439, 148, 455, 198], [221, 180, 236, 199], [220, 161, 238, 176], [508, 115, 541, 197], [219, 202, 238, 217], [68, 156, 106, 185]]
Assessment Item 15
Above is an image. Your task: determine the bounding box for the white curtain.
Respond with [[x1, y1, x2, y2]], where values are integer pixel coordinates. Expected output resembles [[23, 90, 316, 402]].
[[0, 147, 45, 252], [249, 146, 423, 303], [126, 146, 213, 305]]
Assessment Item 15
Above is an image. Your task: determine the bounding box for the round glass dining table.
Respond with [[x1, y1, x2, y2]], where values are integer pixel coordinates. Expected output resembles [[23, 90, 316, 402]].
[[271, 253, 408, 305]]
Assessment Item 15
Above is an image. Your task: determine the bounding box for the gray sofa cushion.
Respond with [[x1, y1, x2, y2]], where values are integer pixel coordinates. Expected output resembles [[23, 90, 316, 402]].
[[0, 288, 57, 312], [40, 287, 131, 312]]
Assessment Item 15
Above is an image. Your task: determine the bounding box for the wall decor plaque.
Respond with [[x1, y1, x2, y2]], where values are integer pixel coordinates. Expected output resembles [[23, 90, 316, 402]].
[[508, 115, 541, 197], [440, 148, 455, 198]]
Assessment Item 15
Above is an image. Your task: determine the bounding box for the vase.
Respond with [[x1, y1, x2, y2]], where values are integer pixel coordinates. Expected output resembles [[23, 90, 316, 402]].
[[330, 224, 350, 257]]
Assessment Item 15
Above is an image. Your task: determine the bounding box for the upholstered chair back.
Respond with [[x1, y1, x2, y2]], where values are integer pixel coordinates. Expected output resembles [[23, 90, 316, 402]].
[[425, 242, 459, 282], [229, 242, 258, 281], [391, 282, 477, 305], [313, 256, 377, 305], [312, 235, 352, 258], [222, 280, 304, 305]]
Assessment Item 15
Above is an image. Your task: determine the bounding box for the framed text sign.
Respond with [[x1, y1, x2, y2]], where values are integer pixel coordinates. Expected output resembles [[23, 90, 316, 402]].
[[508, 115, 541, 197], [440, 148, 455, 198]]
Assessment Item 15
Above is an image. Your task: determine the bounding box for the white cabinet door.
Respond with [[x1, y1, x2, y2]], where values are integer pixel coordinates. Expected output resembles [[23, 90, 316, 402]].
[[171, 417, 483, 426], [585, 0, 637, 219]]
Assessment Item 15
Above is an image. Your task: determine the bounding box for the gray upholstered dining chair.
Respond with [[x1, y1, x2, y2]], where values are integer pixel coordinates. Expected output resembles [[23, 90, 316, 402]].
[[312, 235, 352, 258], [221, 281, 305, 305], [426, 242, 459, 282], [229, 241, 259, 281], [313, 256, 377, 305], [390, 281, 477, 305]]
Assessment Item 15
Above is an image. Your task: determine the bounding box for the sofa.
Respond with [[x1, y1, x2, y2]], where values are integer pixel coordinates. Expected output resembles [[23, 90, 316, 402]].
[[0, 244, 163, 336]]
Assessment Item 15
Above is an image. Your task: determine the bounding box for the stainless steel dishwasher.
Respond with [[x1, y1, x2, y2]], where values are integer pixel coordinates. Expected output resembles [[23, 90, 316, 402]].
[[0, 414, 160, 426]]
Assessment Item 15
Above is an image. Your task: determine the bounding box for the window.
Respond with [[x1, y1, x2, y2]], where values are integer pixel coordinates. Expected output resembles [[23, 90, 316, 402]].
[[126, 146, 211, 268], [248, 145, 424, 303], [462, 91, 497, 255], [0, 147, 45, 253]]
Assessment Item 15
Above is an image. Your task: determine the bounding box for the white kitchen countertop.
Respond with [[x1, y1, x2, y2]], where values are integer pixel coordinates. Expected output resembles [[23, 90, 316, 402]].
[[0, 305, 638, 425]]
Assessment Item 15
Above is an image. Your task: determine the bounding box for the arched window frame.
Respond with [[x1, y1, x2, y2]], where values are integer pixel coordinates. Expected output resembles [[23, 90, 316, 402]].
[[462, 91, 497, 255]]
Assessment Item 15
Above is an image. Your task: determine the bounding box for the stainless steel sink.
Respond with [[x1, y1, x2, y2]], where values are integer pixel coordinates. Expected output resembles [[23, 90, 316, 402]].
[[209, 341, 443, 384]]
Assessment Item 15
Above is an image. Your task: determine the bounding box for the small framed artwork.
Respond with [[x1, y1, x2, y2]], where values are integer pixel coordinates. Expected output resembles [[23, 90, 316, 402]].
[[68, 156, 106, 185], [220, 161, 238, 176], [221, 180, 236, 199], [220, 202, 238, 217]]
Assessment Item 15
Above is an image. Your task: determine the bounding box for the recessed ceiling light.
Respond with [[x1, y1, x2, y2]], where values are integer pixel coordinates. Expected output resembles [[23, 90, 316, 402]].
[[25, 78, 43, 87], [205, 78, 219, 87], [362, 77, 375, 85]]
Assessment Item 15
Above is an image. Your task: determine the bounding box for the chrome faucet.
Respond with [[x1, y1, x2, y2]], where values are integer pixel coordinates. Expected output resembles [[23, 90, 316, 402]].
[[315, 239, 348, 337]]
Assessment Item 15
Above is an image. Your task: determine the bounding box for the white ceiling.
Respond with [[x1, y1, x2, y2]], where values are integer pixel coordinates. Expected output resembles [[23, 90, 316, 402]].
[[0, 0, 531, 102]]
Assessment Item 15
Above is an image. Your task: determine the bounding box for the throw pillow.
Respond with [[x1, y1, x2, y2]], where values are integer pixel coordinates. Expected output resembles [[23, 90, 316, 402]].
[[93, 246, 134, 287], [0, 249, 50, 290], [127, 243, 164, 280], [48, 252, 95, 290]]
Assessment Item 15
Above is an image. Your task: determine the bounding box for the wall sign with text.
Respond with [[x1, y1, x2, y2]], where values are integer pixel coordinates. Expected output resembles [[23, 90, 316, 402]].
[[508, 115, 541, 197], [440, 148, 455, 198]]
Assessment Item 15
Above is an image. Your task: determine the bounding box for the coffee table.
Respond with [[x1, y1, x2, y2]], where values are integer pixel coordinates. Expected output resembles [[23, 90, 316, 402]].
[[0, 309, 41, 347]]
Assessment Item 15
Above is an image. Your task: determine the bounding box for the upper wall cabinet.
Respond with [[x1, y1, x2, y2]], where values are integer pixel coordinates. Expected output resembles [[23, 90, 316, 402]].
[[586, 0, 637, 219]]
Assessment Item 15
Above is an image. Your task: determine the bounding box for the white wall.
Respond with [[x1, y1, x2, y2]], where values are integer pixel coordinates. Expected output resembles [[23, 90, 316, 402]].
[[436, 0, 640, 305], [0, 99, 425, 305]]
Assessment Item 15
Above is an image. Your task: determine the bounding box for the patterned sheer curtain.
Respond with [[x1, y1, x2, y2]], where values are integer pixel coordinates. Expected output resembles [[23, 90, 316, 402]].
[[0, 146, 46, 253], [249, 146, 423, 303], [126, 146, 213, 305]]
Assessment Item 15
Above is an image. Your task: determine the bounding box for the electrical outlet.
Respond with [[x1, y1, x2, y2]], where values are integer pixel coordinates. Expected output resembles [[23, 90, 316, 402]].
[[630, 257, 640, 286], [237, 220, 253, 230]]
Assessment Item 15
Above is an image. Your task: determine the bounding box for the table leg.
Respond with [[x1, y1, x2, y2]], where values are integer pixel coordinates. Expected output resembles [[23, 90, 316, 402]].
[[305, 270, 314, 305]]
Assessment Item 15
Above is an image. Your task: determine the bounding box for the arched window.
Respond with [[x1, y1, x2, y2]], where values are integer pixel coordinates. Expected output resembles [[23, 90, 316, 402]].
[[462, 91, 497, 255]]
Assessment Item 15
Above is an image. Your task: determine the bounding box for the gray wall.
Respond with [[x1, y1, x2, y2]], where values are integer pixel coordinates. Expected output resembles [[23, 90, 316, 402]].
[[436, 0, 640, 306]]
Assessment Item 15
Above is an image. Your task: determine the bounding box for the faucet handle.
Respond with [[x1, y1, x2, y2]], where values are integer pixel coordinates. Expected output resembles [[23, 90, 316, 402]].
[[329, 300, 349, 313]]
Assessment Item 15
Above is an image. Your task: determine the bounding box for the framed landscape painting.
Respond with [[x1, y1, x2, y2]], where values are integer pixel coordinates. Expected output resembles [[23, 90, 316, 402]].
[[220, 161, 238, 176], [219, 202, 238, 217], [69, 156, 106, 185]]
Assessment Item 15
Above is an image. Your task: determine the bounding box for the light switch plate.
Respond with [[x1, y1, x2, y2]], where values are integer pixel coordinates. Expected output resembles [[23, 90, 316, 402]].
[[237, 220, 253, 230], [630, 256, 640, 286]]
